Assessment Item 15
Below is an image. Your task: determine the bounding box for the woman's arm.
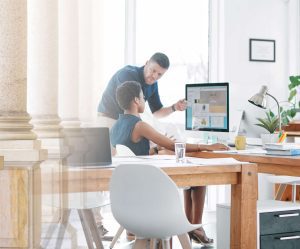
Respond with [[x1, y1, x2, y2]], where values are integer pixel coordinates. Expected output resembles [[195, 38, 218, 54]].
[[132, 121, 229, 153], [133, 121, 175, 151]]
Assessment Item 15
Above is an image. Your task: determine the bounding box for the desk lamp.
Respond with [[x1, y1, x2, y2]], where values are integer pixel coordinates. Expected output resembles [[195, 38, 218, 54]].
[[248, 85, 281, 131]]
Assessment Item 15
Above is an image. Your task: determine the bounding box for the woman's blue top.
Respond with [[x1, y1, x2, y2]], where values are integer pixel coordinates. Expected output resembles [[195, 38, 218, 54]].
[[110, 114, 150, 155]]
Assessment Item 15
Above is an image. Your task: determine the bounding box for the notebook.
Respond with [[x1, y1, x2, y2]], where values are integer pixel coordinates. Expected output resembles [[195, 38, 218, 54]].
[[63, 127, 112, 167], [266, 149, 300, 156]]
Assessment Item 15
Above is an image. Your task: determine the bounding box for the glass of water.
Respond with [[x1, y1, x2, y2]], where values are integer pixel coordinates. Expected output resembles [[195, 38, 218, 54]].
[[175, 142, 186, 163]]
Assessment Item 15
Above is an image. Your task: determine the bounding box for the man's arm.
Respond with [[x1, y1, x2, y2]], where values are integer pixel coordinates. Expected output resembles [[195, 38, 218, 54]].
[[153, 99, 187, 118]]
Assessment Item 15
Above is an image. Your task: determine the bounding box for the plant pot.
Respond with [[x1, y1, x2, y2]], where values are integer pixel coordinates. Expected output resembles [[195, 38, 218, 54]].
[[261, 133, 278, 146]]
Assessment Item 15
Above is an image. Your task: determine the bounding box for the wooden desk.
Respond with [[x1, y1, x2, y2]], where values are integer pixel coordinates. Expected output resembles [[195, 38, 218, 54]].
[[189, 151, 300, 176], [43, 161, 258, 249], [286, 131, 300, 136], [190, 152, 300, 201]]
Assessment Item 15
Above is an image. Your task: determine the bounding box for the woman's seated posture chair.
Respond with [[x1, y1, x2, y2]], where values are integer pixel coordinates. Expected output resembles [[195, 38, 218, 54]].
[[110, 164, 203, 249]]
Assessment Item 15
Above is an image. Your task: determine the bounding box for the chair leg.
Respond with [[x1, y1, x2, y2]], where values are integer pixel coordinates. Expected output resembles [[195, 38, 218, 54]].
[[177, 234, 192, 249], [55, 209, 71, 249], [109, 226, 124, 249], [162, 238, 171, 249], [41, 208, 61, 248], [86, 209, 105, 249], [77, 209, 96, 249], [133, 239, 147, 249], [79, 209, 105, 249]]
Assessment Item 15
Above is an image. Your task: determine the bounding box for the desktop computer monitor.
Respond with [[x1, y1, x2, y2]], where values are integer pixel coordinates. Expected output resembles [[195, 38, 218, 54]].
[[185, 82, 229, 132]]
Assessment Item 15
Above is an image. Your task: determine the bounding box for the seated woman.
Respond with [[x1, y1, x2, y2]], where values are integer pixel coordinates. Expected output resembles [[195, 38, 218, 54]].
[[110, 81, 229, 246]]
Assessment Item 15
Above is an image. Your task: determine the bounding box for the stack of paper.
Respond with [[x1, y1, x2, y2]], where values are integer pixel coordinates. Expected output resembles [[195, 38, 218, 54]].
[[264, 143, 300, 156]]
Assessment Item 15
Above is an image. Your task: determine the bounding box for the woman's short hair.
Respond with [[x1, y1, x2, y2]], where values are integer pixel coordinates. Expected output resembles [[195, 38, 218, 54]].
[[149, 52, 170, 69], [116, 81, 142, 110]]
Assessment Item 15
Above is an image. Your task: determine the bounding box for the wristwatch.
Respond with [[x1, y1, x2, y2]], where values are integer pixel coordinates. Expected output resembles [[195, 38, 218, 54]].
[[171, 104, 176, 112]]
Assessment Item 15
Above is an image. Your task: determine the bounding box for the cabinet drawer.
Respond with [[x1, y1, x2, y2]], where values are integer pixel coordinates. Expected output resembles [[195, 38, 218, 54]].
[[260, 232, 300, 249], [260, 209, 300, 235]]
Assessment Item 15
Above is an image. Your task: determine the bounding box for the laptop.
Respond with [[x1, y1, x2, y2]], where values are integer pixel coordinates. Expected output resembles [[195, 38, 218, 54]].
[[63, 127, 112, 167]]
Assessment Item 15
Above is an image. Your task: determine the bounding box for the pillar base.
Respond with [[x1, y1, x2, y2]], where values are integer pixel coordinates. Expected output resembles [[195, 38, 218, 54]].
[[0, 140, 47, 163], [0, 113, 36, 140], [31, 115, 63, 139]]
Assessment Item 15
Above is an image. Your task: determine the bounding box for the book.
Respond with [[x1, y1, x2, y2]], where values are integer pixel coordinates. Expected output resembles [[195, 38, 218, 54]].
[[264, 143, 300, 151], [266, 148, 300, 156]]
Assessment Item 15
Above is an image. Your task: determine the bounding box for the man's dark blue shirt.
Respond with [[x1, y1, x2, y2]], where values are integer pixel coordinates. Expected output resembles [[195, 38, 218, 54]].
[[98, 65, 163, 120]]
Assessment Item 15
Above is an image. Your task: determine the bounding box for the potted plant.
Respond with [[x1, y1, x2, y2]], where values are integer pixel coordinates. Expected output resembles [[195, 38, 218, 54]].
[[255, 110, 279, 145], [281, 75, 300, 126]]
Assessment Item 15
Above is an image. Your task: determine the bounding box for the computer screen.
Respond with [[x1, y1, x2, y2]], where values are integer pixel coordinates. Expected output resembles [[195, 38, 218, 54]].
[[185, 82, 229, 132]]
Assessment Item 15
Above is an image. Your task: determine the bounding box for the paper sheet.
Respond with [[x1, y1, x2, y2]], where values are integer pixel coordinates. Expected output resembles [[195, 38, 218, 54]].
[[112, 156, 246, 166], [186, 157, 246, 165], [213, 148, 267, 154]]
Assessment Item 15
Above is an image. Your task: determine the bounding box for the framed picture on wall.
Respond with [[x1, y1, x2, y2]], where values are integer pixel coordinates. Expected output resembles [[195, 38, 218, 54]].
[[249, 39, 276, 62]]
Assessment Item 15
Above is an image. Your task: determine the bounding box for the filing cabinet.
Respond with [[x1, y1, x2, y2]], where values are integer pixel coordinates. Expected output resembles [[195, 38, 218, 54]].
[[259, 203, 300, 249], [216, 200, 300, 249]]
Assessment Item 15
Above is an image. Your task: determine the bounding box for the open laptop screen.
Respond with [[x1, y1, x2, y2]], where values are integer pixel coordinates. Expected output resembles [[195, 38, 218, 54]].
[[63, 127, 112, 167]]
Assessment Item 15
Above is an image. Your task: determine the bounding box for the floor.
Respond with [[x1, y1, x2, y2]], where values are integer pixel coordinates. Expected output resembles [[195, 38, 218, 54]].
[[40, 206, 219, 249]]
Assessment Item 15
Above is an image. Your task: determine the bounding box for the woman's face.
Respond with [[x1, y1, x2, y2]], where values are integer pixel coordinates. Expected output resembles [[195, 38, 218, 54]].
[[137, 90, 145, 113]]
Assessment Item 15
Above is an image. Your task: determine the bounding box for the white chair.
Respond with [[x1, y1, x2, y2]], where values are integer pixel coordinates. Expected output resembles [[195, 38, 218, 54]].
[[267, 175, 300, 202], [110, 164, 202, 249], [116, 144, 135, 156]]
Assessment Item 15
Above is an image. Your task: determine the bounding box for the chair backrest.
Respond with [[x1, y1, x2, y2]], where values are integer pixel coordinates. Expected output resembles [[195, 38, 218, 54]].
[[115, 144, 136, 156], [109, 164, 199, 239]]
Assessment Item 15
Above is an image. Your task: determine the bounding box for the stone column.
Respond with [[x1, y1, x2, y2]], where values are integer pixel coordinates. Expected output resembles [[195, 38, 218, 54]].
[[0, 1, 47, 248], [27, 1, 67, 235], [58, 0, 81, 128], [0, 0, 36, 140], [78, 0, 95, 125], [28, 0, 62, 138]]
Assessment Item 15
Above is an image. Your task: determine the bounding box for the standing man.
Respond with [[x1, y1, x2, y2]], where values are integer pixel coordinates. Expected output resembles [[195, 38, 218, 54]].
[[98, 52, 186, 127]]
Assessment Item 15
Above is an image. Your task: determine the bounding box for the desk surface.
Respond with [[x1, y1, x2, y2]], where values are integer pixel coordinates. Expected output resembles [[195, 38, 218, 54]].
[[57, 161, 244, 193], [189, 151, 300, 176]]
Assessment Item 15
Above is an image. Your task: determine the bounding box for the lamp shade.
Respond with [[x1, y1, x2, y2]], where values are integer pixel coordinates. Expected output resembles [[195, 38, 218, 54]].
[[248, 85, 268, 108]]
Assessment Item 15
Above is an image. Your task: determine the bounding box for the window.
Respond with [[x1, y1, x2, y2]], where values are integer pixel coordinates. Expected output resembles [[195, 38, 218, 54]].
[[135, 0, 209, 124]]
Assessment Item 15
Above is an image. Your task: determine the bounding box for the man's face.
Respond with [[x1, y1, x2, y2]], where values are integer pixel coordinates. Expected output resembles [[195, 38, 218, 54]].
[[143, 61, 168, 85]]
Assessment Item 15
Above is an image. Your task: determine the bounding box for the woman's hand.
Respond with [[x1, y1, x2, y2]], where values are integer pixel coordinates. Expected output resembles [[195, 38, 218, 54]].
[[207, 143, 230, 151]]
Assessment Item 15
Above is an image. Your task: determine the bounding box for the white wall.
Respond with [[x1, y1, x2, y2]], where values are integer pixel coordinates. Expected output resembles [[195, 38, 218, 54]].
[[220, 0, 299, 137]]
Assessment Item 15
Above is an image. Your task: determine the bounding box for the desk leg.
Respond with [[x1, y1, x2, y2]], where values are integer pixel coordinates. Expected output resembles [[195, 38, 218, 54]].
[[230, 164, 258, 249]]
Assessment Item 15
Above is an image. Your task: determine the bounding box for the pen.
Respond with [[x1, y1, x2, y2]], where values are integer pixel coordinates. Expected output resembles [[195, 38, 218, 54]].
[[278, 132, 286, 143]]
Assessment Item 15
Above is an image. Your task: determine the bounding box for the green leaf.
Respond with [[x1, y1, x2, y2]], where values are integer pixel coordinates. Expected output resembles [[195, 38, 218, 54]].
[[289, 75, 300, 88], [289, 108, 297, 118], [288, 89, 297, 102], [281, 116, 289, 126], [255, 111, 279, 133]]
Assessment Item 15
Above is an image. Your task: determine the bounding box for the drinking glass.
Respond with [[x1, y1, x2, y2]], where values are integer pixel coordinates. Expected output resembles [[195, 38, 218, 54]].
[[175, 142, 186, 163]]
